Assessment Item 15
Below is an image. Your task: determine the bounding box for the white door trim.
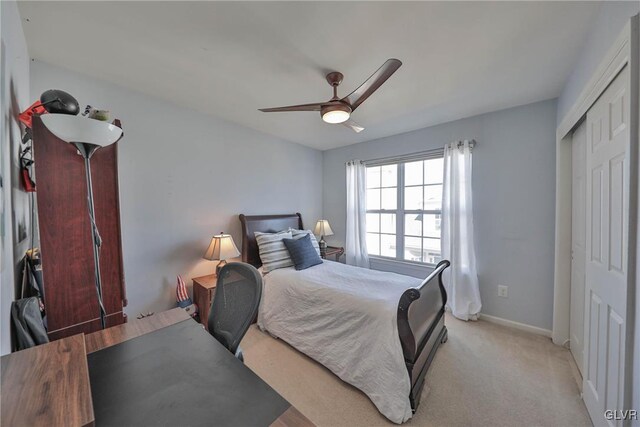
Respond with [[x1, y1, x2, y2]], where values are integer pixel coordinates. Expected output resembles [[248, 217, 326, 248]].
[[553, 16, 637, 346], [570, 120, 587, 375]]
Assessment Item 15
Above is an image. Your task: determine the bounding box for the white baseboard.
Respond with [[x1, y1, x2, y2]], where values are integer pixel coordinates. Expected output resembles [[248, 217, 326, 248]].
[[479, 313, 552, 338]]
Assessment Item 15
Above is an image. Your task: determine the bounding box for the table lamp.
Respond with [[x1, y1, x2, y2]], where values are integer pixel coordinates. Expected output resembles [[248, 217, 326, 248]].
[[41, 113, 123, 330], [314, 220, 334, 255], [203, 232, 241, 275]]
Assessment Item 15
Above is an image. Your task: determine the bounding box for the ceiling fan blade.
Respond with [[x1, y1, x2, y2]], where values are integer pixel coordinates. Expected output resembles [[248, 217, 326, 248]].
[[342, 59, 402, 111], [343, 119, 364, 133], [259, 102, 324, 112]]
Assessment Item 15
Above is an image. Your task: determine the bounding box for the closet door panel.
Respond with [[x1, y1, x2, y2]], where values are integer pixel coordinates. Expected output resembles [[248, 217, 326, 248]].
[[582, 66, 630, 426]]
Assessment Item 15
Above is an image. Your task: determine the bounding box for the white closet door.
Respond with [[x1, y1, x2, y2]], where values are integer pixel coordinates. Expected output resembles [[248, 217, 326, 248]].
[[570, 120, 586, 375], [583, 65, 631, 426]]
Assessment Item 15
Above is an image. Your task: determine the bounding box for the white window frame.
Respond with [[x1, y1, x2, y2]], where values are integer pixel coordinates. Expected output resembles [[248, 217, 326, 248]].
[[366, 153, 444, 267]]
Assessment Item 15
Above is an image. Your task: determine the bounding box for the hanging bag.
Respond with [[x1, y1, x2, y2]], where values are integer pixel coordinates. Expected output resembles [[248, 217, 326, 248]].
[[10, 297, 49, 351]]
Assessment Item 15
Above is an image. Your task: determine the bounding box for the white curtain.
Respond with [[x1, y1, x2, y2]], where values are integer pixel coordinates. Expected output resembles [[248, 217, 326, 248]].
[[442, 140, 481, 320], [345, 160, 369, 268]]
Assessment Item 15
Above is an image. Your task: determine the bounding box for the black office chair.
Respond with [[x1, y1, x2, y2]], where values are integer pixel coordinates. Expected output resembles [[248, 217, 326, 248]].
[[208, 262, 262, 362]]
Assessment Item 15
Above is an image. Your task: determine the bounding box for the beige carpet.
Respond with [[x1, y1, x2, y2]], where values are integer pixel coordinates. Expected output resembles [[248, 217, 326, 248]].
[[241, 314, 591, 427]]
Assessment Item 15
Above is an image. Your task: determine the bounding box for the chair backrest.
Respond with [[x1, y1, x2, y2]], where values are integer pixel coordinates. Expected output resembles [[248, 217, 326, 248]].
[[208, 262, 262, 355]]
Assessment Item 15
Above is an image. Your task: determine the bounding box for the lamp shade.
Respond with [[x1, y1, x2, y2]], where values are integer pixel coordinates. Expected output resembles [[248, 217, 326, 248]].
[[41, 114, 122, 147], [203, 233, 240, 261], [314, 220, 334, 237]]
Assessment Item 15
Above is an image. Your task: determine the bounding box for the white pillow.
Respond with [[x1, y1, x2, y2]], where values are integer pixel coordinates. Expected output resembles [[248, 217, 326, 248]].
[[290, 229, 321, 256], [254, 230, 294, 273]]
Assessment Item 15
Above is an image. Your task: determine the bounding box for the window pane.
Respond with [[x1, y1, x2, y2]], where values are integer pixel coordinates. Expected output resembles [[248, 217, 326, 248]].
[[404, 186, 423, 210], [404, 236, 422, 262], [380, 213, 396, 234], [424, 158, 443, 184], [405, 161, 423, 186], [367, 156, 443, 264], [381, 187, 397, 210], [366, 166, 381, 188], [366, 189, 380, 210], [423, 238, 441, 264], [366, 213, 380, 233], [380, 234, 396, 257], [381, 164, 397, 187], [404, 214, 422, 236], [367, 233, 380, 256], [423, 185, 443, 210], [421, 214, 441, 238]]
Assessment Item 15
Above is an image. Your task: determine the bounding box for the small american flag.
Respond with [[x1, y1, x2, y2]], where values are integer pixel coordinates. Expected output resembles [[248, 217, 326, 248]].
[[176, 275, 192, 308]]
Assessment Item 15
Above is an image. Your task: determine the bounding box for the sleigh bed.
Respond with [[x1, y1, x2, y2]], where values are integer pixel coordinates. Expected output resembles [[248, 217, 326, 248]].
[[239, 213, 449, 424]]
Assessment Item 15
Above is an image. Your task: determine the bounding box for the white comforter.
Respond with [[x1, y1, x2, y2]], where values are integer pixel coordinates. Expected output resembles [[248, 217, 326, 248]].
[[258, 260, 422, 424]]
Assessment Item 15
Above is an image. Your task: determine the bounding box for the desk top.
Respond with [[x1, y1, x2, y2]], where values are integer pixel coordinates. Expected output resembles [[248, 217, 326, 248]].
[[2, 309, 314, 427], [85, 308, 191, 354], [1, 334, 94, 427], [87, 318, 295, 426]]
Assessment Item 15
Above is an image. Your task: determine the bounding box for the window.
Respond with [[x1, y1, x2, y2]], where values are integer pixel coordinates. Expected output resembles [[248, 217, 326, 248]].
[[366, 157, 443, 265]]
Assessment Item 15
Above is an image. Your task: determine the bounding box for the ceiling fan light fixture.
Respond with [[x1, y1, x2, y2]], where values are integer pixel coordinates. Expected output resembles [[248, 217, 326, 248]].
[[321, 104, 351, 124]]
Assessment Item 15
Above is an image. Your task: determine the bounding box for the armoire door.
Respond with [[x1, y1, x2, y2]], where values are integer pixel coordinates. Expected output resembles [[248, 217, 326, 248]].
[[32, 116, 127, 340], [583, 65, 631, 426], [570, 119, 586, 376]]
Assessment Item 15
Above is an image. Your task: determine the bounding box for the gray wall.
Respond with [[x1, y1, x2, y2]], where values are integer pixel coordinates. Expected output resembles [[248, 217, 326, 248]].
[[557, 1, 639, 123], [323, 99, 558, 331], [1, 0, 31, 355], [30, 60, 322, 322]]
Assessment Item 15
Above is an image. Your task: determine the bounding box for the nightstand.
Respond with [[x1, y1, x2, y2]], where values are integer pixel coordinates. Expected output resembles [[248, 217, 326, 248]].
[[322, 246, 344, 261], [192, 274, 217, 330]]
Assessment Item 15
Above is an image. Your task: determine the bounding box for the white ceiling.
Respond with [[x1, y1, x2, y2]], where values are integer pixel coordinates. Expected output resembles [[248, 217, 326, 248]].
[[18, 1, 600, 150]]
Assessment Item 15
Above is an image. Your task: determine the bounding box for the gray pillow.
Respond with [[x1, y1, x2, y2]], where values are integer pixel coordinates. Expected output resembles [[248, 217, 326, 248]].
[[254, 230, 294, 273], [283, 234, 323, 271]]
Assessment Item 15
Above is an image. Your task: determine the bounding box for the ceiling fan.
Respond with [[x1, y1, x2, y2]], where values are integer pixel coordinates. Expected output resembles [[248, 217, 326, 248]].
[[259, 59, 402, 133]]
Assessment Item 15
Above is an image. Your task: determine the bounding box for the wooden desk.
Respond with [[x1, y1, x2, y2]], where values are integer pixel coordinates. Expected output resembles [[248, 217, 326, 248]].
[[1, 334, 94, 427], [85, 308, 190, 353], [86, 313, 314, 426], [2, 309, 313, 427]]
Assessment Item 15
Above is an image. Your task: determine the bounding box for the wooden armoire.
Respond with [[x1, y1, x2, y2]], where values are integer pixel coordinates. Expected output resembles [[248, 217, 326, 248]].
[[32, 115, 127, 340]]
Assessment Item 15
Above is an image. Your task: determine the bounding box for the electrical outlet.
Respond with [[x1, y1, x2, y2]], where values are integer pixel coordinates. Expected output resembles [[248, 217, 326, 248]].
[[498, 285, 509, 298]]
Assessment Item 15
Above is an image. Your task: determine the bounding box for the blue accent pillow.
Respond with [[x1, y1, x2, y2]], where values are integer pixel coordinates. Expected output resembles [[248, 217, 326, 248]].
[[283, 234, 323, 271]]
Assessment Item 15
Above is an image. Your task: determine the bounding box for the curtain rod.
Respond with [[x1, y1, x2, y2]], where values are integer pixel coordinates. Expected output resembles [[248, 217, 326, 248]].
[[363, 148, 442, 166], [354, 139, 477, 167]]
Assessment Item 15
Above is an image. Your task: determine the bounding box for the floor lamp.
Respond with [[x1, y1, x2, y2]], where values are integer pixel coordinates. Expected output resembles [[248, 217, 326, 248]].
[[41, 114, 123, 329]]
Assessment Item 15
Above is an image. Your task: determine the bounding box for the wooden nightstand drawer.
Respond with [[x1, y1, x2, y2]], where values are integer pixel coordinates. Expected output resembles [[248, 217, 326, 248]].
[[192, 274, 217, 330]]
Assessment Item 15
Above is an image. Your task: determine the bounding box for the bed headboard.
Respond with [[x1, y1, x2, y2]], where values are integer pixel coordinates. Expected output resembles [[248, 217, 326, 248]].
[[238, 213, 304, 267]]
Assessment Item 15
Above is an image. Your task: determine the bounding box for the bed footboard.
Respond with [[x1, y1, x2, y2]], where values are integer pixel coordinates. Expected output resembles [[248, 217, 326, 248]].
[[397, 259, 450, 411]]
